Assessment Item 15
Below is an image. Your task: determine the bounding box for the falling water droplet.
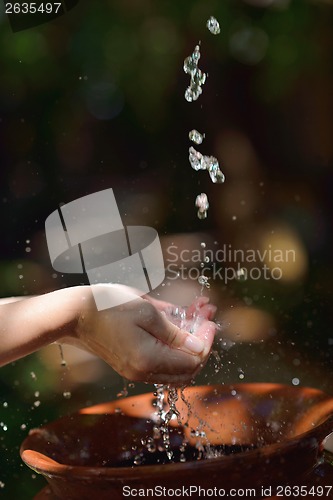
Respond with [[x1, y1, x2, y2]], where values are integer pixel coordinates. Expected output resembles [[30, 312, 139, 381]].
[[202, 156, 225, 183], [207, 16, 221, 35], [58, 344, 67, 367], [189, 147, 205, 171], [195, 193, 209, 220], [197, 210, 207, 219], [236, 267, 247, 281], [189, 148, 225, 183], [189, 129, 205, 144], [183, 44, 207, 102], [198, 275, 210, 289], [134, 454, 142, 465]]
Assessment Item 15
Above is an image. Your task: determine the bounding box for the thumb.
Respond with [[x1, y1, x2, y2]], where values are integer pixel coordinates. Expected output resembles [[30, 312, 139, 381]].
[[149, 310, 206, 355]]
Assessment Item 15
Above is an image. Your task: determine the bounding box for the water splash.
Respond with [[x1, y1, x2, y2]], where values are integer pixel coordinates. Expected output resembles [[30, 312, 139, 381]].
[[153, 384, 172, 459], [207, 16, 221, 35]]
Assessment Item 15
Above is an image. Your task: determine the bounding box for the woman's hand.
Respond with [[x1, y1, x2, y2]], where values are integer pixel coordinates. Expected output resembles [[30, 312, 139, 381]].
[[67, 285, 217, 385]]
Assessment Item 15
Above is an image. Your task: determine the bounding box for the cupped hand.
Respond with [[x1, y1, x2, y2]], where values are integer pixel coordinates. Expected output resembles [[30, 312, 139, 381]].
[[67, 285, 217, 385]]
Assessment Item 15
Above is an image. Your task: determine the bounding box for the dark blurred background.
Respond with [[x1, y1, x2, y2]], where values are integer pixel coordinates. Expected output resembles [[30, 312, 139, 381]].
[[0, 0, 333, 497]]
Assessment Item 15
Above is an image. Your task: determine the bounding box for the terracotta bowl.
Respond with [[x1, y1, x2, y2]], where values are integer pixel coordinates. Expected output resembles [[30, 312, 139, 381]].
[[21, 383, 333, 499]]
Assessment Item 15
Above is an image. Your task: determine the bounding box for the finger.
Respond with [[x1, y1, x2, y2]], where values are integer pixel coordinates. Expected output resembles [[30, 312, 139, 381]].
[[141, 339, 201, 382], [196, 303, 217, 320], [191, 320, 216, 355], [186, 296, 210, 317], [142, 309, 206, 355]]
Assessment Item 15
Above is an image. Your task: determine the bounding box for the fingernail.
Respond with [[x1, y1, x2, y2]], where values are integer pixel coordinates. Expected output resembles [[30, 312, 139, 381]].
[[184, 335, 204, 354]]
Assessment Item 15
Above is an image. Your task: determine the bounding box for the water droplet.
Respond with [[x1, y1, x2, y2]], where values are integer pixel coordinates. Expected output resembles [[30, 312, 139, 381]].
[[192, 68, 206, 86], [183, 44, 207, 102], [3, 402, 8, 408], [202, 156, 225, 183], [292, 378, 300, 386], [0, 481, 5, 488], [183, 56, 198, 75], [189, 147, 205, 171], [198, 275, 210, 288], [63, 391, 71, 399], [30, 372, 37, 381], [189, 129, 204, 144], [20, 424, 27, 430], [236, 267, 247, 281], [200, 242, 206, 248], [34, 401, 41, 407], [204, 256, 210, 263], [34, 391, 39, 398], [189, 148, 225, 183], [195, 193, 209, 220], [25, 247, 31, 253], [207, 16, 221, 35], [134, 454, 142, 465], [197, 210, 207, 219], [58, 344, 67, 367]]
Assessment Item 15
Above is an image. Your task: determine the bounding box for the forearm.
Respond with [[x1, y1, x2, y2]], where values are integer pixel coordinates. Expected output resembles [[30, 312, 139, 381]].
[[0, 286, 87, 366]]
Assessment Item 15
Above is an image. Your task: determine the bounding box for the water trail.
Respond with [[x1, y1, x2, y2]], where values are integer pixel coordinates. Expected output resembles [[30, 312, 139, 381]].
[[58, 344, 67, 367], [184, 44, 207, 102]]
